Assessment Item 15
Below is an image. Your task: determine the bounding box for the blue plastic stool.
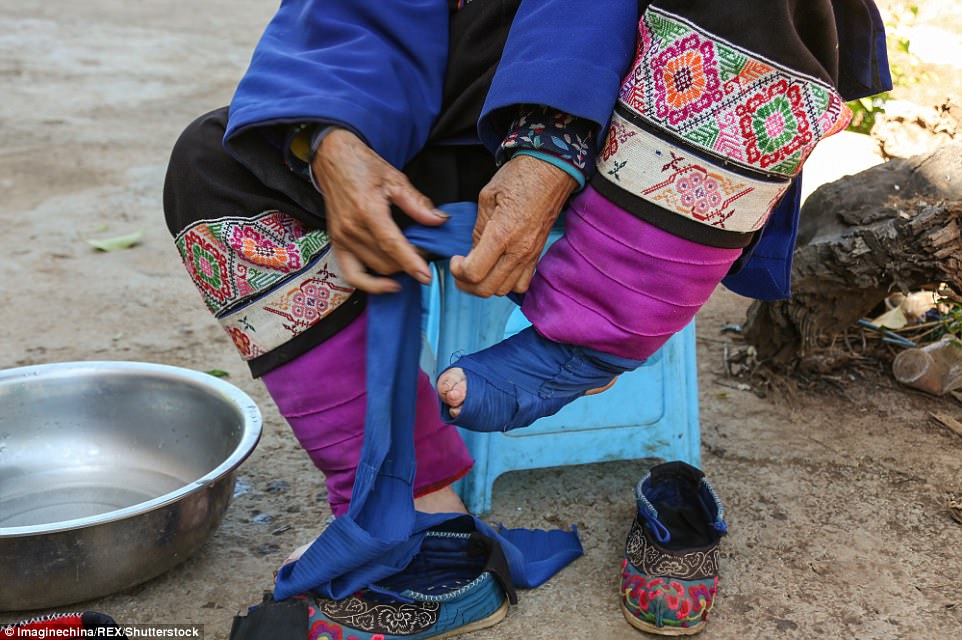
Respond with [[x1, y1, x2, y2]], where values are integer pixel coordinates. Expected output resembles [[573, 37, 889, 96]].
[[421, 231, 701, 514]]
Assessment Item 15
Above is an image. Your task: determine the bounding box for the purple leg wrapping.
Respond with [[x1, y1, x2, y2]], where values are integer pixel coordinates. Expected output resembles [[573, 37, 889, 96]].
[[523, 186, 743, 360]]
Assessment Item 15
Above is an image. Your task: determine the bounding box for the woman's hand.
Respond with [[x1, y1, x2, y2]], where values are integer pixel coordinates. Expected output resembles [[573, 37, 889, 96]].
[[450, 154, 576, 297], [312, 129, 449, 294]]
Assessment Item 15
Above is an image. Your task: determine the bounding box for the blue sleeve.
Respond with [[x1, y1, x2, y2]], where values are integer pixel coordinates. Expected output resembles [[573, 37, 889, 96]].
[[224, 0, 450, 169], [721, 177, 802, 301], [477, 0, 640, 154]]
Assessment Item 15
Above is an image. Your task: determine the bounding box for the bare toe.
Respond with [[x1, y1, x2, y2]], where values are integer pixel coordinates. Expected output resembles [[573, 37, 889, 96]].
[[438, 368, 468, 407]]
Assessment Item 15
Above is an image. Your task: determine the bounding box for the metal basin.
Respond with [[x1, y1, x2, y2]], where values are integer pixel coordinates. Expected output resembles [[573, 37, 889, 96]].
[[0, 361, 261, 611]]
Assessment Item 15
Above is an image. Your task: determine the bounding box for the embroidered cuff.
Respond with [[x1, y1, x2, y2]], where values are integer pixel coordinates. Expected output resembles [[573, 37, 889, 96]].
[[498, 105, 597, 189]]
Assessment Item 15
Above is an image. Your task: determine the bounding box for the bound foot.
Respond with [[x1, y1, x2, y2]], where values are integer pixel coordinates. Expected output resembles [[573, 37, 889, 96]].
[[438, 368, 618, 419], [281, 486, 468, 567], [436, 327, 643, 432]]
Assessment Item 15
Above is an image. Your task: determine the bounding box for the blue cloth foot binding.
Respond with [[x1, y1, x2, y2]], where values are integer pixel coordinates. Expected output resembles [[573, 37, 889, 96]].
[[440, 326, 644, 432]]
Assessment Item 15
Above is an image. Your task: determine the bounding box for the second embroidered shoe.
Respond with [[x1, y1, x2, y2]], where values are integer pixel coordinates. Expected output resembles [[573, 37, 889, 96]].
[[619, 461, 727, 636]]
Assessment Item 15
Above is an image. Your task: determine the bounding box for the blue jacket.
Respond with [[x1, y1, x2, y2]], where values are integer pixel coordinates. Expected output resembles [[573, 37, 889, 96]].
[[226, 0, 890, 300], [226, 0, 637, 169]]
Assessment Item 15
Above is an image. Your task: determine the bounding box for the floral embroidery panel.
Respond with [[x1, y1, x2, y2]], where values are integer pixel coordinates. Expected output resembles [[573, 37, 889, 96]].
[[174, 210, 355, 361], [175, 210, 333, 317], [499, 105, 596, 173], [618, 7, 851, 178]]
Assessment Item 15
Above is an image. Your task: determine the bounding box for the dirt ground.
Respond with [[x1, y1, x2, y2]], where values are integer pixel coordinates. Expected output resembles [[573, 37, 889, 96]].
[[2, 1, 961, 639]]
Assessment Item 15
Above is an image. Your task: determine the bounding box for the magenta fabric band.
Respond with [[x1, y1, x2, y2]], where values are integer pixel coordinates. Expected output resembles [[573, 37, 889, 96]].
[[523, 186, 743, 360], [261, 310, 473, 516]]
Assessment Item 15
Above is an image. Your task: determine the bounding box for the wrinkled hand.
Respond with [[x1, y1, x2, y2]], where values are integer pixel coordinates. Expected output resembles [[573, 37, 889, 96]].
[[451, 154, 576, 297], [312, 128, 449, 294]]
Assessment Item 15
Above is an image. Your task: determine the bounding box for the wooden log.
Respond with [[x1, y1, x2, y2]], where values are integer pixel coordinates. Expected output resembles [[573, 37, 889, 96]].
[[743, 143, 962, 371]]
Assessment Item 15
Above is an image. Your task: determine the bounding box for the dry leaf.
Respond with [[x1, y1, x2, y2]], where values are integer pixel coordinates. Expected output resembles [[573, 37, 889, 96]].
[[872, 305, 908, 330], [87, 229, 144, 252]]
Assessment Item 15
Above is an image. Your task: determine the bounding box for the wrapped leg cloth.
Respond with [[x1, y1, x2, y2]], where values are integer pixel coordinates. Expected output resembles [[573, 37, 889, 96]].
[[164, 110, 479, 515], [441, 0, 874, 432]]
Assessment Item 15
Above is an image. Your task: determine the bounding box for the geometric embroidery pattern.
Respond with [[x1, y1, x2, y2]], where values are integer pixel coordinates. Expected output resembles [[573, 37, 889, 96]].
[[619, 7, 850, 178], [218, 251, 354, 361], [597, 113, 790, 232], [174, 210, 354, 361], [174, 211, 333, 317]]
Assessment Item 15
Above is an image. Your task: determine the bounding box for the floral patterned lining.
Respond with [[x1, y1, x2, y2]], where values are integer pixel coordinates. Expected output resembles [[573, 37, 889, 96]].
[[498, 105, 597, 178]]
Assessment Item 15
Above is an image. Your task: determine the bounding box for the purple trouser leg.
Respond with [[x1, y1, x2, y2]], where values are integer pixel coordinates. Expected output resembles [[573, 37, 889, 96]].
[[522, 186, 744, 360], [261, 310, 473, 517]]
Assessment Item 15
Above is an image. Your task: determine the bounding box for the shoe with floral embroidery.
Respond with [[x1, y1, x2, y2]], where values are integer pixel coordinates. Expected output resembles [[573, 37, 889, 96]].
[[620, 462, 727, 636]]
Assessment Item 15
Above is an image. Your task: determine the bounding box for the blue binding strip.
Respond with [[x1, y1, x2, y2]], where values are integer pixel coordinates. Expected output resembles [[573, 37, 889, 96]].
[[274, 203, 583, 601]]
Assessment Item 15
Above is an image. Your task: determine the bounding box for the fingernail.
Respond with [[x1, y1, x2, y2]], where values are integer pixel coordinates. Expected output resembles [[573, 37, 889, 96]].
[[434, 210, 451, 219], [417, 269, 432, 284]]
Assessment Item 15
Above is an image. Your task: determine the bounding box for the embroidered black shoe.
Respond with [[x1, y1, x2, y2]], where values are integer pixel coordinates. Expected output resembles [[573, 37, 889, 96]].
[[619, 462, 727, 636], [301, 568, 507, 640], [235, 522, 514, 640]]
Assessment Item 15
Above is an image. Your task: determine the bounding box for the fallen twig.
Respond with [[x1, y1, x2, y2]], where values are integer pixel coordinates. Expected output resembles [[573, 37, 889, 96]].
[[715, 380, 753, 392], [929, 411, 962, 439]]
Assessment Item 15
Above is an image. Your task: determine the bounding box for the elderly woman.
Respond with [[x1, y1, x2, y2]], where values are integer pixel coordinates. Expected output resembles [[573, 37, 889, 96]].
[[164, 0, 889, 636], [164, 0, 634, 520]]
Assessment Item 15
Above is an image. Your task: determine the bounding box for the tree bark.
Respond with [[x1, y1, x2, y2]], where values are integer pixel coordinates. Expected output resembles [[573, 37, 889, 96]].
[[743, 143, 962, 372]]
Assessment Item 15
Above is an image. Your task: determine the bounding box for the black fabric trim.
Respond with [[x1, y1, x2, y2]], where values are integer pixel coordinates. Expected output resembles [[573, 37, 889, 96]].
[[225, 124, 328, 228], [649, 460, 705, 485], [426, 0, 523, 144], [80, 612, 123, 634], [591, 174, 755, 249], [471, 531, 518, 606], [651, 0, 840, 87], [421, 516, 518, 605], [247, 291, 367, 378], [163, 108, 326, 237], [229, 597, 309, 640], [613, 103, 789, 184]]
